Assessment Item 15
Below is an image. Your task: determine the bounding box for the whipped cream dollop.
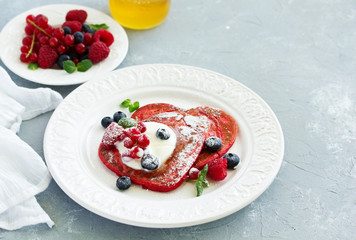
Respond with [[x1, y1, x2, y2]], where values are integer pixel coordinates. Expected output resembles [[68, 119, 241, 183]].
[[115, 122, 177, 170]]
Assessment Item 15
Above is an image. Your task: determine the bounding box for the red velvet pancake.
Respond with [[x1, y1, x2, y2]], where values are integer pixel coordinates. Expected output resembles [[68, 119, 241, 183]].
[[98, 103, 238, 192]]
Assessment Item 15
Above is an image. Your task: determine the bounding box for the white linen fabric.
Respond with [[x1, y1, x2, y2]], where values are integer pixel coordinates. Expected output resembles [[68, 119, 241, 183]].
[[0, 66, 62, 230]]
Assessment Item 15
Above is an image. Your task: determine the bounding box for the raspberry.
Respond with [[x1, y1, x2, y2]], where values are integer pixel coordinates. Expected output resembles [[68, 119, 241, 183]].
[[65, 10, 88, 23], [62, 21, 82, 33], [93, 29, 114, 47], [101, 122, 125, 147], [88, 41, 110, 63], [38, 45, 58, 68], [207, 158, 227, 181]]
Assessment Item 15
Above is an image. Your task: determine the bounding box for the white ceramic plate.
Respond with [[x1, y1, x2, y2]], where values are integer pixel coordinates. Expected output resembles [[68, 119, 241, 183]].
[[0, 4, 128, 86], [44, 64, 284, 228]]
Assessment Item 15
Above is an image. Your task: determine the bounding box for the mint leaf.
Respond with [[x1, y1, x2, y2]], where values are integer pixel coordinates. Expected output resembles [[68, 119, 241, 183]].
[[191, 164, 209, 197], [77, 59, 93, 72], [118, 117, 137, 128], [120, 99, 131, 108], [63, 60, 76, 74], [199, 164, 208, 179], [128, 102, 139, 112], [89, 23, 109, 31], [28, 62, 38, 70], [196, 182, 203, 197]]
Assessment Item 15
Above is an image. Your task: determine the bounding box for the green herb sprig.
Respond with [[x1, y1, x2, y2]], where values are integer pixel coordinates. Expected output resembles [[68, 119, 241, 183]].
[[63, 59, 93, 74], [188, 164, 209, 197], [120, 99, 140, 113], [89, 23, 109, 31]]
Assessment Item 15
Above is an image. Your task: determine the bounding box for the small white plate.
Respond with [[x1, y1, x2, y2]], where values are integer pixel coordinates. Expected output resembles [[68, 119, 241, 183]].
[[44, 64, 284, 228], [0, 4, 128, 86]]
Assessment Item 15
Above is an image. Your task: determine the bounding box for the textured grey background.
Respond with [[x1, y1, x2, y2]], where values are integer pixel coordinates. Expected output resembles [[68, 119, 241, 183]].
[[1, 0, 356, 239]]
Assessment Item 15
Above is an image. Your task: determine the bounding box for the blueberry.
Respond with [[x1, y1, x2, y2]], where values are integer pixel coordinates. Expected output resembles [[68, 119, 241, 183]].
[[62, 26, 72, 35], [82, 24, 95, 34], [57, 54, 70, 69], [141, 154, 159, 171], [156, 128, 170, 140], [101, 116, 113, 128], [205, 136, 222, 151], [223, 153, 240, 169], [116, 176, 131, 190], [73, 32, 84, 44], [113, 111, 127, 122]]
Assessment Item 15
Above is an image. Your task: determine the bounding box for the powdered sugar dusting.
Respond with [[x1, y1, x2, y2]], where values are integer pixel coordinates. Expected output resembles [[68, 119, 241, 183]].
[[184, 115, 209, 131]]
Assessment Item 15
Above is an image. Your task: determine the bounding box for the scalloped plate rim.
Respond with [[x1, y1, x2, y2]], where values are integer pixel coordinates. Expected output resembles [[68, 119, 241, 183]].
[[43, 63, 284, 228]]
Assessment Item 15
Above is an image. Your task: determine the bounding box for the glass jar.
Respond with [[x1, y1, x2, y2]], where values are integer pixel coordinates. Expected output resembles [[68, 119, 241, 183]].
[[109, 0, 171, 30]]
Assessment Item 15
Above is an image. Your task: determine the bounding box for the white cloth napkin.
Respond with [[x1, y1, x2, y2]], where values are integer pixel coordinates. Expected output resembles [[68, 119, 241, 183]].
[[0, 66, 63, 230]]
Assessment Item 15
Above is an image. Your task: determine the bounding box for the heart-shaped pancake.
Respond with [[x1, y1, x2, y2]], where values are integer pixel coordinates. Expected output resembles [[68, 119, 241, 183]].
[[132, 104, 238, 169], [98, 103, 238, 192]]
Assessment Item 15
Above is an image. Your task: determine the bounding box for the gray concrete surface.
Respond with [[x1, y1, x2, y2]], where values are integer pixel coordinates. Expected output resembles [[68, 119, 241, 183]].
[[0, 0, 355, 239]]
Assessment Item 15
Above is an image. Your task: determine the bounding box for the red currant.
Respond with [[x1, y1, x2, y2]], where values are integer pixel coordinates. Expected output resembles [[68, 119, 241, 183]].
[[127, 146, 144, 159], [25, 14, 35, 24], [53, 28, 64, 39], [72, 58, 79, 66], [75, 43, 86, 54], [44, 25, 54, 35], [57, 45, 66, 54], [35, 14, 48, 28], [20, 53, 30, 63], [20, 45, 30, 53], [137, 134, 150, 148], [33, 28, 40, 36], [83, 33, 93, 46], [64, 34, 74, 46], [22, 36, 32, 46], [188, 168, 200, 179], [39, 36, 49, 45], [49, 37, 59, 48], [24, 24, 34, 35], [128, 127, 141, 135], [117, 131, 127, 142], [123, 137, 135, 149], [33, 42, 40, 52], [29, 53, 38, 62], [137, 122, 147, 133]]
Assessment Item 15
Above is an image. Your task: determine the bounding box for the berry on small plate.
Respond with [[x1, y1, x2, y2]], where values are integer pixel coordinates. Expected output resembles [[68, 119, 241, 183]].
[[0, 4, 128, 86]]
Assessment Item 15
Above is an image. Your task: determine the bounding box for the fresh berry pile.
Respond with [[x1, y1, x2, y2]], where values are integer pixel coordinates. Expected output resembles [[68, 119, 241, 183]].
[[20, 9, 114, 73], [99, 101, 241, 195], [101, 118, 150, 162]]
